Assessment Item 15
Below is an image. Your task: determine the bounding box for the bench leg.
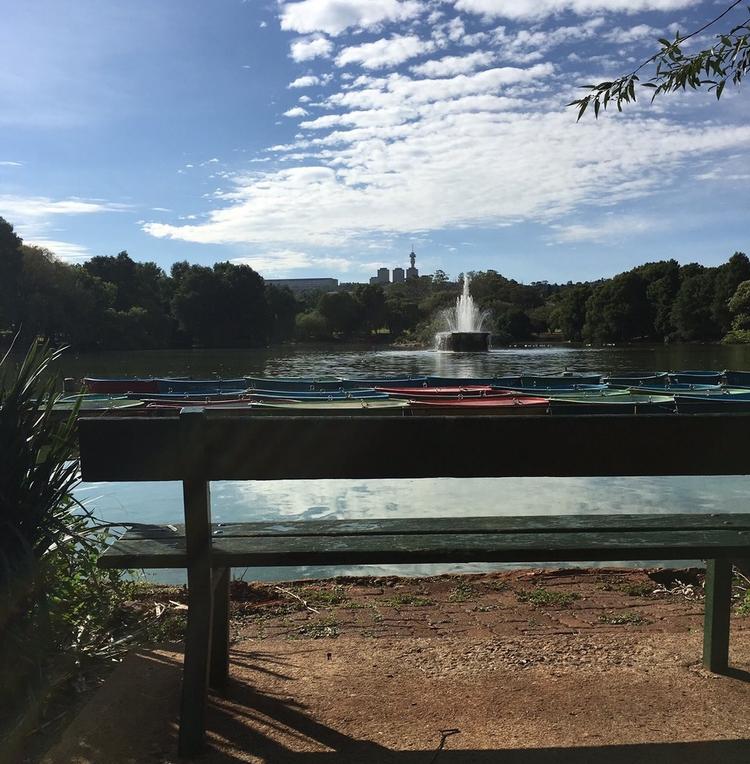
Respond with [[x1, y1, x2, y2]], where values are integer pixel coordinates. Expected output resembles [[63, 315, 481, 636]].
[[210, 567, 230, 688], [703, 558, 732, 673], [179, 562, 214, 757]]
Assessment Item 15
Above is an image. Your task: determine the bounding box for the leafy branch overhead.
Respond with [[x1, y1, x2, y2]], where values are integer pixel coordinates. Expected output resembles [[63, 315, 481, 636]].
[[570, 1, 749, 120]]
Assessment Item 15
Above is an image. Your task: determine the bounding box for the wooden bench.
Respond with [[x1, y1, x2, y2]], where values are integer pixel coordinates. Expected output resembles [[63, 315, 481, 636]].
[[78, 409, 750, 757]]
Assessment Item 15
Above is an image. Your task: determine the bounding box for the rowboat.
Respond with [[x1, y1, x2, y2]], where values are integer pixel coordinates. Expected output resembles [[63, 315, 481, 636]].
[[492, 384, 608, 396], [247, 389, 389, 401], [375, 385, 494, 398], [83, 377, 159, 394], [407, 396, 549, 414], [673, 395, 750, 413], [426, 375, 523, 387], [723, 370, 750, 387], [129, 391, 251, 402], [625, 383, 723, 394], [155, 378, 248, 394], [668, 370, 724, 385], [244, 375, 346, 391], [519, 374, 602, 387], [340, 376, 428, 390], [603, 372, 669, 387], [249, 399, 410, 412], [549, 394, 675, 415], [53, 395, 145, 411]]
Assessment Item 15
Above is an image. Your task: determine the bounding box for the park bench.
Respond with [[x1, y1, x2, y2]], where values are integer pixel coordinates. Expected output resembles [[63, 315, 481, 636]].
[[78, 409, 750, 757]]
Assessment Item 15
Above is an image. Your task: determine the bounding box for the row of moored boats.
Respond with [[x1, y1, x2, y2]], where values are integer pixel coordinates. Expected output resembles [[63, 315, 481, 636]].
[[55, 369, 750, 416]]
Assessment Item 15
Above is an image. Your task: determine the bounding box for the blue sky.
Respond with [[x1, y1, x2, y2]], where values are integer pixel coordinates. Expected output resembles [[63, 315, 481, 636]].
[[1, 0, 748, 283]]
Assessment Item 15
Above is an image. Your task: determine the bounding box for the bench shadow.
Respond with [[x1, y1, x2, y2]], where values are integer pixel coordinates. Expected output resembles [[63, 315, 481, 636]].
[[204, 655, 750, 764]]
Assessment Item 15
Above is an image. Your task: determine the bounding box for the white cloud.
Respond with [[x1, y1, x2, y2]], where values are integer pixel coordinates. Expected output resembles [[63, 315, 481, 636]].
[[411, 51, 495, 77], [0, 160, 23, 167], [455, 0, 697, 21], [548, 215, 657, 244], [336, 35, 430, 70], [230, 250, 353, 276], [290, 35, 334, 62], [25, 238, 90, 262], [280, 0, 424, 36], [0, 195, 124, 221], [144, 101, 750, 251], [288, 75, 322, 88], [284, 106, 309, 118], [603, 24, 662, 44]]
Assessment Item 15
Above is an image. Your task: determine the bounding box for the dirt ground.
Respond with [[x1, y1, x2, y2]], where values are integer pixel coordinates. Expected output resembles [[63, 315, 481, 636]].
[[36, 568, 750, 763]]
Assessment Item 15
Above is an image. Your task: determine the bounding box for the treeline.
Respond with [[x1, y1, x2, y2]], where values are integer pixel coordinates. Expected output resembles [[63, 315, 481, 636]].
[[1, 216, 749, 349]]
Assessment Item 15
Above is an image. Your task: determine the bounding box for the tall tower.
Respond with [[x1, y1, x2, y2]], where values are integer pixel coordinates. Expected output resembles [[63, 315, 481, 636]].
[[406, 247, 418, 279]]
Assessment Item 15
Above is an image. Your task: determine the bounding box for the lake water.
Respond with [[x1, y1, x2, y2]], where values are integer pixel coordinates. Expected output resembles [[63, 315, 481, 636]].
[[69, 344, 750, 583]]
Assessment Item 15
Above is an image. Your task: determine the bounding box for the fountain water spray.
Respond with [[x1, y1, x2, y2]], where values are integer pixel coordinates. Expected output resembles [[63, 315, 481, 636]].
[[436, 275, 491, 351]]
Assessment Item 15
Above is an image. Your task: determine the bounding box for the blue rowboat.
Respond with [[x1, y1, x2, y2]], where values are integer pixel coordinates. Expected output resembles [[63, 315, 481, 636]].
[[673, 395, 750, 413], [626, 383, 723, 394], [248, 389, 389, 401], [244, 375, 346, 391], [129, 391, 251, 402], [668, 370, 724, 385], [603, 372, 669, 387], [426, 375, 523, 387], [723, 370, 750, 387], [519, 374, 602, 388], [549, 394, 675, 415], [492, 384, 608, 396], [84, 377, 160, 394], [155, 378, 248, 394], [339, 376, 429, 390]]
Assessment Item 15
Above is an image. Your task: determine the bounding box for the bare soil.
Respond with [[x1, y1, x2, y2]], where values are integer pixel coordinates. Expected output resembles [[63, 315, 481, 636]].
[[35, 568, 750, 763]]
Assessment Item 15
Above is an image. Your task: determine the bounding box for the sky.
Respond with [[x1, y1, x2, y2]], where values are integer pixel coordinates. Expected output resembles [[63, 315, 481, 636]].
[[1, 0, 748, 284]]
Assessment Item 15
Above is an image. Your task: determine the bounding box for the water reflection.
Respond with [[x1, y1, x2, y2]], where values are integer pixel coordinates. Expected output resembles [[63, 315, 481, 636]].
[[75, 475, 750, 583]]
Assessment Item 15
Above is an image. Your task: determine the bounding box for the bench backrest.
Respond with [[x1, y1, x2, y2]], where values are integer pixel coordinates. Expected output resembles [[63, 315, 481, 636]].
[[78, 410, 750, 482]]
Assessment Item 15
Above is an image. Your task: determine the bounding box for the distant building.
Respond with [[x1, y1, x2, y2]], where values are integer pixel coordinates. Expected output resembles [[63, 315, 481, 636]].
[[392, 267, 405, 283], [369, 267, 390, 285], [266, 277, 338, 293], [406, 248, 419, 279]]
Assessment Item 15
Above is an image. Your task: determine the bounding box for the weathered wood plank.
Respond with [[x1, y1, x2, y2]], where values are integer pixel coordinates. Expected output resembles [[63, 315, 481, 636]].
[[210, 567, 230, 689], [98, 528, 750, 569], [178, 412, 214, 757], [703, 558, 732, 672], [79, 413, 750, 482], [118, 514, 750, 540]]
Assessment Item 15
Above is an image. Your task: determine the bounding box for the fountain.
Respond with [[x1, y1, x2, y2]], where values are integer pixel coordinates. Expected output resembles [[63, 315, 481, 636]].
[[435, 275, 491, 351]]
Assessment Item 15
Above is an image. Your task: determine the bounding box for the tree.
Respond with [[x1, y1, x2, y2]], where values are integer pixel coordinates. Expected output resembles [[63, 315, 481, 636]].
[[354, 284, 386, 333], [570, 2, 749, 119], [711, 252, 750, 334], [318, 291, 363, 337], [0, 217, 23, 331], [728, 280, 750, 330], [671, 270, 720, 341], [550, 284, 592, 340], [583, 273, 650, 342]]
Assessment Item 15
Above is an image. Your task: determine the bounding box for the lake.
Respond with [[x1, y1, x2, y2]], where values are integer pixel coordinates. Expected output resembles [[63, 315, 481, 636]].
[[69, 344, 750, 583]]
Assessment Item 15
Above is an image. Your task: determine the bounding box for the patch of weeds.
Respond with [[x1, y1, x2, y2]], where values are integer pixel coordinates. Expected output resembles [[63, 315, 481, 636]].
[[619, 582, 655, 597], [484, 580, 510, 592], [470, 604, 497, 613], [381, 594, 435, 607], [516, 588, 580, 608], [291, 617, 340, 639], [340, 600, 365, 610], [736, 590, 750, 616], [599, 612, 650, 626], [370, 607, 384, 623], [301, 585, 350, 607], [449, 582, 479, 602]]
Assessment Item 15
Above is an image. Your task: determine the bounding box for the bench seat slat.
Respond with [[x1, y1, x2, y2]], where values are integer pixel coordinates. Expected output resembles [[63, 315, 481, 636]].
[[118, 513, 750, 540], [98, 528, 750, 569]]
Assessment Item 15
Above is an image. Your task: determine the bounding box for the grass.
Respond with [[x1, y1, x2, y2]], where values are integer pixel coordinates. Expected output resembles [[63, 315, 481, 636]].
[[598, 612, 650, 626], [516, 588, 580, 608], [299, 585, 350, 606], [381, 593, 435, 607], [449, 581, 479, 602], [599, 580, 655, 597], [736, 590, 750, 616], [290, 617, 340, 639]]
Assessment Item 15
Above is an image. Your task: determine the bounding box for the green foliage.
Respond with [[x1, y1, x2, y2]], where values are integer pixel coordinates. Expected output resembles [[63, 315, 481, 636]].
[[0, 340, 160, 752], [598, 611, 649, 625], [570, 2, 750, 119], [516, 588, 580, 608]]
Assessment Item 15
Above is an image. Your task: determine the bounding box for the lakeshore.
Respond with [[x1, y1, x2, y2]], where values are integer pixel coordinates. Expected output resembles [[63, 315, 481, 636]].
[[36, 567, 750, 763]]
